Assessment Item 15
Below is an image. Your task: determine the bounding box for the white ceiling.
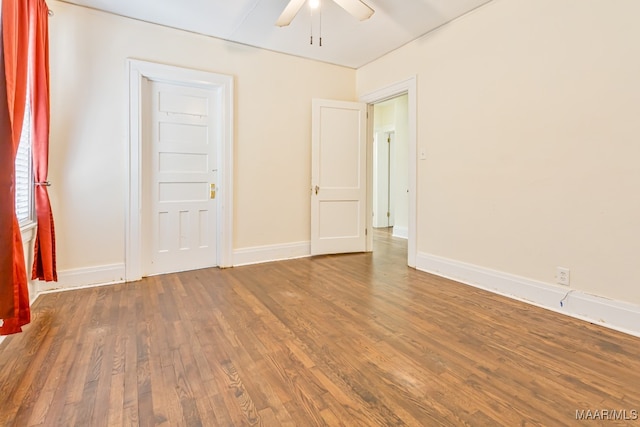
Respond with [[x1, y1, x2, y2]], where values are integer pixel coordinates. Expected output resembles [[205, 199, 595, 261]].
[[59, 0, 493, 69]]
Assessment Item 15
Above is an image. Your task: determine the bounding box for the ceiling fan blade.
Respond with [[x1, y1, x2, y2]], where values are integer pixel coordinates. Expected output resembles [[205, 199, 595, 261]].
[[276, 0, 307, 27], [333, 0, 374, 21]]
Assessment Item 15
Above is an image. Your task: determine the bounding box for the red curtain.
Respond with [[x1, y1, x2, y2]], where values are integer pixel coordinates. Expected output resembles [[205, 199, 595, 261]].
[[0, 0, 31, 334], [29, 0, 56, 282]]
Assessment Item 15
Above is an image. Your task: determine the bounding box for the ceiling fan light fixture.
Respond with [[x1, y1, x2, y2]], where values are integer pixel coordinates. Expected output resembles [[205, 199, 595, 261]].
[[276, 0, 374, 27]]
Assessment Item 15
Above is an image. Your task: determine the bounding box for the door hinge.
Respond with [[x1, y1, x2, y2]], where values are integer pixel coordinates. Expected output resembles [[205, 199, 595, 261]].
[[365, 228, 368, 236], [387, 136, 391, 143], [387, 211, 390, 218]]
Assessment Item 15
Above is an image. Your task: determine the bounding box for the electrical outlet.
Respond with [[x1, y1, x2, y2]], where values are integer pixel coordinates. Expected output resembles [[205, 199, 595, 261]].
[[557, 267, 570, 286]]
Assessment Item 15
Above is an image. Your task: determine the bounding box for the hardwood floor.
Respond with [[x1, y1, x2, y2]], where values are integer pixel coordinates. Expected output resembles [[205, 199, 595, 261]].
[[1, 229, 639, 426]]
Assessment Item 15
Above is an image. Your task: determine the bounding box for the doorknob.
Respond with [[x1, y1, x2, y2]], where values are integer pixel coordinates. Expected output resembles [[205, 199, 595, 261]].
[[315, 185, 319, 195], [210, 183, 216, 199]]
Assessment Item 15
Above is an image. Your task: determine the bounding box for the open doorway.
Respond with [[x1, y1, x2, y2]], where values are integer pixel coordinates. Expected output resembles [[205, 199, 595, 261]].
[[372, 94, 409, 242], [361, 77, 417, 267]]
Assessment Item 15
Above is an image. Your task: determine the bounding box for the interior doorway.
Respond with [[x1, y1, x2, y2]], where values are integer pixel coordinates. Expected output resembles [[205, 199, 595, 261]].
[[373, 130, 395, 229], [372, 94, 409, 241], [361, 77, 417, 267]]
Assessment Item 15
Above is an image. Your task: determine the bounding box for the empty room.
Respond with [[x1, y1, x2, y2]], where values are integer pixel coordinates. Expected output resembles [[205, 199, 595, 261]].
[[1, 0, 639, 425]]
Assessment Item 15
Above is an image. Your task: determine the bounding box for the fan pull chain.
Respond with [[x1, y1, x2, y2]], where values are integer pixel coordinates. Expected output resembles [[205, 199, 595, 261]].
[[319, 1, 322, 47], [308, 0, 322, 47], [310, 2, 313, 45]]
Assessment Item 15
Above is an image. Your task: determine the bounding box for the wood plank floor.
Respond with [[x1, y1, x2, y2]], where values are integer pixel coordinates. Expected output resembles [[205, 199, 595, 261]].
[[1, 229, 639, 426]]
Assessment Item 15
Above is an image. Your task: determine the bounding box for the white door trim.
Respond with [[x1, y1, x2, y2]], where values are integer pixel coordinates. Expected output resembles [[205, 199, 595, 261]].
[[126, 59, 234, 281], [360, 76, 417, 268]]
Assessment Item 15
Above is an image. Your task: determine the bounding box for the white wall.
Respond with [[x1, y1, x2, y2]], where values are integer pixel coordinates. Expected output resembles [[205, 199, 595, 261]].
[[357, 0, 640, 306], [47, 1, 356, 285]]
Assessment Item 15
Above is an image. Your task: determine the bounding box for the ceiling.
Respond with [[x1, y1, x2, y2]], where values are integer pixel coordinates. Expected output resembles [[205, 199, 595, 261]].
[[59, 0, 493, 69]]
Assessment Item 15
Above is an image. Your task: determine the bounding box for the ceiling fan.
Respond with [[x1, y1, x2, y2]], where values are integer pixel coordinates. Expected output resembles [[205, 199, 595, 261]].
[[276, 0, 375, 27]]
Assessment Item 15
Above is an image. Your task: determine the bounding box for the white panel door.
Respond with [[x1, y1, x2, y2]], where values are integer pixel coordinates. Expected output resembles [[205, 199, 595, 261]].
[[311, 99, 367, 255], [144, 80, 218, 275]]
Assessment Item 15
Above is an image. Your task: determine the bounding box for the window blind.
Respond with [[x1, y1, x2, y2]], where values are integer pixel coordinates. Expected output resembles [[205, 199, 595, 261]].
[[15, 102, 32, 225]]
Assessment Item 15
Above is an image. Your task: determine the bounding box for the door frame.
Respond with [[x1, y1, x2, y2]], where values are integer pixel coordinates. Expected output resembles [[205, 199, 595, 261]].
[[360, 76, 417, 267], [373, 128, 396, 229], [126, 59, 234, 281]]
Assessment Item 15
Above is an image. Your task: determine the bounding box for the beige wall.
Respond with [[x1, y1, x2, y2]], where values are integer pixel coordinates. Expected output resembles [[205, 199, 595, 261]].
[[357, 0, 640, 304], [44, 0, 640, 308], [48, 1, 356, 273]]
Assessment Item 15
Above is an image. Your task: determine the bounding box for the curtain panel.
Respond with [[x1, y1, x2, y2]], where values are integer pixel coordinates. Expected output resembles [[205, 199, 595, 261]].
[[1, 0, 55, 335], [0, 0, 31, 335], [30, 0, 56, 282]]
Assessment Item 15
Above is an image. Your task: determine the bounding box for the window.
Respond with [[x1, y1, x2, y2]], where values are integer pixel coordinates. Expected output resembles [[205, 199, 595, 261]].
[[15, 98, 33, 226]]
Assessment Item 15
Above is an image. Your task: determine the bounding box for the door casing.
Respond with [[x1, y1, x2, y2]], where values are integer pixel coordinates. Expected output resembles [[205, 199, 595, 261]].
[[373, 130, 396, 228], [361, 77, 417, 267], [126, 59, 234, 281]]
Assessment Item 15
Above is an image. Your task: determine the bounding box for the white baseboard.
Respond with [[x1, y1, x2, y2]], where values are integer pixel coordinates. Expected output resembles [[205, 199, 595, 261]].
[[416, 252, 640, 338], [37, 263, 126, 293], [392, 226, 408, 239], [233, 241, 311, 267]]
